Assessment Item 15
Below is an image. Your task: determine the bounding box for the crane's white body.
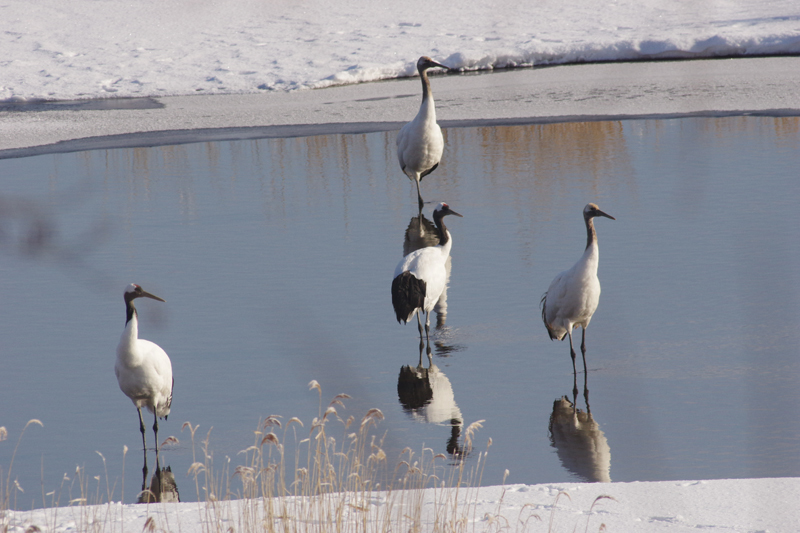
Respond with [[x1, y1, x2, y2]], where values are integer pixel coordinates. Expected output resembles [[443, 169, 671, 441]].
[[394, 229, 453, 320], [114, 283, 172, 494], [541, 203, 614, 394], [397, 96, 443, 183], [396, 56, 448, 206], [542, 240, 601, 340], [392, 202, 462, 344], [116, 313, 173, 419]]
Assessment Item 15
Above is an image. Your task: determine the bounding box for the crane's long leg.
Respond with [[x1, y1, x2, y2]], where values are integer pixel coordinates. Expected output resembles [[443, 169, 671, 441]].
[[424, 311, 432, 349], [416, 312, 424, 340], [153, 413, 162, 497], [568, 331, 578, 399], [415, 177, 424, 210], [581, 328, 590, 406], [137, 407, 148, 492]]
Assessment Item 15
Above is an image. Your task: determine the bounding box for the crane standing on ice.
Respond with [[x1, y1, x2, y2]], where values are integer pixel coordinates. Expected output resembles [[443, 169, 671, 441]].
[[115, 283, 173, 493], [541, 204, 615, 397], [396, 56, 450, 209], [392, 202, 462, 346]]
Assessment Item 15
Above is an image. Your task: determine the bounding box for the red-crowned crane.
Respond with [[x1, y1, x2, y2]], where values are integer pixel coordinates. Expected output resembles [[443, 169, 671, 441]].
[[396, 56, 449, 209], [541, 203, 615, 398], [392, 202, 462, 345], [115, 283, 173, 494]]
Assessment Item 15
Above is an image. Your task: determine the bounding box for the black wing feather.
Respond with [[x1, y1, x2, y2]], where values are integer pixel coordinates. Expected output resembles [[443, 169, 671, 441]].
[[392, 271, 426, 323]]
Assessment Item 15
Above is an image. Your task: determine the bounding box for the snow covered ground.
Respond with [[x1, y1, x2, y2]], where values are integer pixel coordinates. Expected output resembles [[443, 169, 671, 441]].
[[2, 57, 800, 156], [3, 478, 799, 532], [2, 0, 800, 155], [2, 1, 800, 530], [3, 0, 800, 101]]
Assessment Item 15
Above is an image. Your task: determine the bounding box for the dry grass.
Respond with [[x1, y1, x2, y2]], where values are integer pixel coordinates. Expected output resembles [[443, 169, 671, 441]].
[[1, 419, 43, 512], [182, 381, 496, 533], [1, 382, 612, 533]]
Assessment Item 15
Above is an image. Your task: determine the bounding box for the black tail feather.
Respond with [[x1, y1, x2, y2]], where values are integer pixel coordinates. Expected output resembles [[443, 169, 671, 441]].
[[540, 292, 559, 340], [392, 271, 426, 324]]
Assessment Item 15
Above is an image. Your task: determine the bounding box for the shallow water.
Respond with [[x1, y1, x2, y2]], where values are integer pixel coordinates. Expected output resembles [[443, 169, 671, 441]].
[[1, 116, 799, 506]]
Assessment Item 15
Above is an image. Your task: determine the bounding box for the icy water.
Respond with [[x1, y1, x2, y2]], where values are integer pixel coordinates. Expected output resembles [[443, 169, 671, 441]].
[[1, 116, 800, 506]]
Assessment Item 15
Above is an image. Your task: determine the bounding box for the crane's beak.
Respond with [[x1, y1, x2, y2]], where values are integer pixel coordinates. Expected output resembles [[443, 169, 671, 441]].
[[597, 209, 615, 221], [421, 57, 450, 72], [142, 290, 166, 303], [446, 208, 464, 218]]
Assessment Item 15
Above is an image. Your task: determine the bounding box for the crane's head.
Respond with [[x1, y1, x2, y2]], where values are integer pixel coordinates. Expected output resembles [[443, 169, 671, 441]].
[[418, 56, 449, 73], [124, 283, 166, 304], [584, 203, 615, 221], [434, 202, 463, 219]]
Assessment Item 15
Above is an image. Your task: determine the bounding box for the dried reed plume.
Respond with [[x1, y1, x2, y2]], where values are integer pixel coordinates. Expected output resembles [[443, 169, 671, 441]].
[[2, 384, 614, 532]]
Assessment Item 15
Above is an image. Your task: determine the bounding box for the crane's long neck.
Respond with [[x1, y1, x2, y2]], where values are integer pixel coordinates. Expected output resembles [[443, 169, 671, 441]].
[[126, 299, 138, 325], [433, 212, 454, 258], [433, 212, 450, 246], [581, 215, 600, 273], [440, 231, 453, 258], [118, 300, 141, 364], [419, 67, 436, 115], [121, 301, 139, 344], [420, 67, 431, 102], [585, 215, 598, 251]]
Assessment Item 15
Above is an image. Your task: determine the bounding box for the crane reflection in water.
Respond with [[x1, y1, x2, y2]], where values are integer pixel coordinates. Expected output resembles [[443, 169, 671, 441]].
[[548, 375, 611, 483], [397, 343, 465, 457]]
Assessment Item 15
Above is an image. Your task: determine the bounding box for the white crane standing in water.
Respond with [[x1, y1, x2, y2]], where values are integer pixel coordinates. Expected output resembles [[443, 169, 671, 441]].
[[392, 202, 462, 345], [115, 283, 173, 493], [396, 56, 449, 209], [541, 203, 615, 397]]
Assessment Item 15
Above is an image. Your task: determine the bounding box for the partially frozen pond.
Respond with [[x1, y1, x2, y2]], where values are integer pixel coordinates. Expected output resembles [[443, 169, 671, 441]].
[[1, 116, 799, 505]]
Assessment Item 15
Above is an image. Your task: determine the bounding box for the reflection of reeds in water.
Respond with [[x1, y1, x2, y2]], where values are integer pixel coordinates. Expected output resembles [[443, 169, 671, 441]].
[[548, 396, 611, 483], [84, 117, 800, 248], [94, 120, 641, 226], [697, 116, 800, 139], [443, 122, 635, 263], [449, 121, 632, 187], [772, 116, 800, 139]]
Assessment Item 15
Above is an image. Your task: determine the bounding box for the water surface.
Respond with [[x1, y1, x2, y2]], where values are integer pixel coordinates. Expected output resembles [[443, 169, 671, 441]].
[[1, 116, 799, 506]]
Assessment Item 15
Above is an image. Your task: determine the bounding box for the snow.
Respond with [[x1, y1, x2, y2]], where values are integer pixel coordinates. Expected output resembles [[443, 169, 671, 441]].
[[2, 1, 800, 530], [2, 0, 800, 155], [2, 478, 799, 532], [3, 57, 800, 156], [2, 0, 800, 102]]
